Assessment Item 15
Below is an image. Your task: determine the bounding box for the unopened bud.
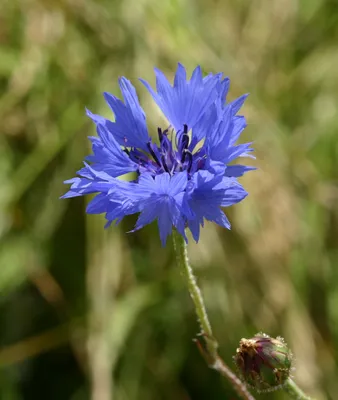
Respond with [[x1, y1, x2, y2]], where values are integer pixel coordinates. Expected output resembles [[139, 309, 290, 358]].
[[234, 333, 293, 392]]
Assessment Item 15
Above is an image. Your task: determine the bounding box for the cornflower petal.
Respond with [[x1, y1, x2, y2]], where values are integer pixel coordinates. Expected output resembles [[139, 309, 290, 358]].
[[88, 78, 150, 150], [88, 124, 139, 177], [140, 63, 221, 133], [228, 93, 249, 115], [186, 171, 247, 240]]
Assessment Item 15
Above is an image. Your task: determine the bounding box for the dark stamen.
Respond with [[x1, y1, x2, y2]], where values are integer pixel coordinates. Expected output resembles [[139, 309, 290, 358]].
[[157, 127, 163, 143], [181, 133, 189, 151], [185, 151, 193, 173], [181, 149, 187, 163], [177, 124, 190, 157], [181, 132, 190, 162], [147, 142, 161, 166]]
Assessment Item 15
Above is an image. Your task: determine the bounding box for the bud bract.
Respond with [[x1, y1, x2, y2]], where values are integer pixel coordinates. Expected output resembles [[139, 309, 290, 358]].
[[234, 333, 293, 392]]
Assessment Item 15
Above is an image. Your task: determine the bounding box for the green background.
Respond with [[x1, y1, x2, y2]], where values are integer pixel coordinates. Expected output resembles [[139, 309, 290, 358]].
[[0, 0, 337, 399]]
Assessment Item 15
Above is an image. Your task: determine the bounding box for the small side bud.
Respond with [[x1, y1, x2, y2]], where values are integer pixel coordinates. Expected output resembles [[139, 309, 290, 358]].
[[234, 333, 293, 393]]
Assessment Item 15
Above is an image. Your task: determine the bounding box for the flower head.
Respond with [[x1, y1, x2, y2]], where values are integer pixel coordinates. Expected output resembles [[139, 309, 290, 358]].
[[62, 64, 255, 245], [234, 333, 293, 393]]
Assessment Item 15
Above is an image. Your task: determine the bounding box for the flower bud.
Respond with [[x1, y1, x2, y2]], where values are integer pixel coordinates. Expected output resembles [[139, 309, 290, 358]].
[[234, 333, 293, 392]]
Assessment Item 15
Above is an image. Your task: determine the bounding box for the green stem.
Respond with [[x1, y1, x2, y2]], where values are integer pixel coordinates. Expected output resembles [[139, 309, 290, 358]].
[[284, 378, 313, 400], [172, 230, 255, 400], [87, 219, 115, 400], [172, 230, 216, 355]]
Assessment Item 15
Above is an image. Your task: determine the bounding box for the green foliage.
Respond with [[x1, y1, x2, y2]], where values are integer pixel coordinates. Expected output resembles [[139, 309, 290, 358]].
[[0, 0, 337, 399]]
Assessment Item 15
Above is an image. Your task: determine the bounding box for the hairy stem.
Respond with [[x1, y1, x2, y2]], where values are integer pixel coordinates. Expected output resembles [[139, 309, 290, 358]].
[[284, 378, 313, 400], [87, 221, 115, 400], [172, 230, 255, 400]]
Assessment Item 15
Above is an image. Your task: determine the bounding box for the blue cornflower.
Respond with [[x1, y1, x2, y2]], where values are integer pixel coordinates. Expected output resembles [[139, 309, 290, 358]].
[[62, 64, 255, 245]]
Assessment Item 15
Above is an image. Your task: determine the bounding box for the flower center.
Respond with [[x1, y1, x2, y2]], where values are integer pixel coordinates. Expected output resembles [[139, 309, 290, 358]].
[[126, 124, 206, 177]]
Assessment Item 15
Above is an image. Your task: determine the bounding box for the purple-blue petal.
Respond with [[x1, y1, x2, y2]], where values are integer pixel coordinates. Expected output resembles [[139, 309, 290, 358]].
[[140, 63, 221, 133], [91, 78, 151, 150]]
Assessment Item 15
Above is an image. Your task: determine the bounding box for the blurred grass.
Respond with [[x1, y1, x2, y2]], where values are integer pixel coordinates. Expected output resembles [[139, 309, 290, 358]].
[[0, 0, 338, 399]]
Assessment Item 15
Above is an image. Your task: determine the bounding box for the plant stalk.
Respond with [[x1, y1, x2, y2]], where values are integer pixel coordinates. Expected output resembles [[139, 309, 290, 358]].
[[284, 378, 313, 400], [172, 230, 255, 400]]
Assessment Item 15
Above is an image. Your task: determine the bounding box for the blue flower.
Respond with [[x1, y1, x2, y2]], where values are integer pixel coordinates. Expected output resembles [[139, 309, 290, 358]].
[[62, 64, 255, 245]]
